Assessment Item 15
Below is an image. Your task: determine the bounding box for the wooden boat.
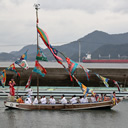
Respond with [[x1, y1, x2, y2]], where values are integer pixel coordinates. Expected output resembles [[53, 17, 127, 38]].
[[4, 4, 124, 111], [4, 98, 121, 110]]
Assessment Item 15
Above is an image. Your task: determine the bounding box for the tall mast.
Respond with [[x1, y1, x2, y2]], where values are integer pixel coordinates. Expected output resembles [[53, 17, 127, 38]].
[[34, 4, 40, 49], [34, 4, 40, 100]]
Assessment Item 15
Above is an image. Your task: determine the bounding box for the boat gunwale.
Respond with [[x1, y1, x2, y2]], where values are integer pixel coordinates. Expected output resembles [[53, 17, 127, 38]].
[[4, 100, 116, 110]]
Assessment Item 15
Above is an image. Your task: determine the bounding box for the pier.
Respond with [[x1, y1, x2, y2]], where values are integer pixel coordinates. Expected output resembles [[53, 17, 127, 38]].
[[1, 67, 128, 87]]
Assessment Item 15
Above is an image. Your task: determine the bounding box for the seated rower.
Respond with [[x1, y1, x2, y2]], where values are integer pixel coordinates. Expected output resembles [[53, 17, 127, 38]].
[[25, 96, 32, 104], [104, 94, 110, 101], [17, 96, 24, 103], [95, 94, 100, 102], [112, 91, 117, 104], [82, 96, 88, 103], [33, 96, 38, 105], [70, 95, 77, 104], [79, 96, 88, 103], [16, 96, 19, 102], [60, 94, 67, 104], [40, 96, 47, 104], [100, 93, 104, 102], [90, 94, 96, 103], [79, 96, 83, 103], [49, 96, 56, 104]]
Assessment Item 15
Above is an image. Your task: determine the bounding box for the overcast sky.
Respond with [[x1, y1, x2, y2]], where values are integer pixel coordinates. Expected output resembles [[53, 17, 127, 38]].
[[0, 0, 128, 53]]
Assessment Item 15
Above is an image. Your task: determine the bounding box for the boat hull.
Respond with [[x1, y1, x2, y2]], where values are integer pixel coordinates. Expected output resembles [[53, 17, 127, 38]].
[[82, 59, 128, 63], [4, 100, 117, 110]]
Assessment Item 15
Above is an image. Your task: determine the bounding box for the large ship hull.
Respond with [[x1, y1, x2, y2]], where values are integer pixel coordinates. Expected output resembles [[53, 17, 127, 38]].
[[82, 59, 128, 63]]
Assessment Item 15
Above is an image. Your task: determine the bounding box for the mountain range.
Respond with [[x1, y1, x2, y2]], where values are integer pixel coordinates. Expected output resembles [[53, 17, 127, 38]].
[[1, 30, 128, 61]]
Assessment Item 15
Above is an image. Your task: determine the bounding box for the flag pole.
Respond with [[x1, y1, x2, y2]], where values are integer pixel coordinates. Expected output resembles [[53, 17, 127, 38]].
[[34, 4, 40, 100]]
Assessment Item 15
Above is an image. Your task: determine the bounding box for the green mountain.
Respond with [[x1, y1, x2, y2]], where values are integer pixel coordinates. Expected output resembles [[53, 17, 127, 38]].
[[92, 44, 128, 59]]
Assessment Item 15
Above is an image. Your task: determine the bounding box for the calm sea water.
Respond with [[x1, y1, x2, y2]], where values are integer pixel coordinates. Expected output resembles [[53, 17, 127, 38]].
[[0, 62, 128, 128], [0, 98, 128, 128], [1, 61, 128, 69]]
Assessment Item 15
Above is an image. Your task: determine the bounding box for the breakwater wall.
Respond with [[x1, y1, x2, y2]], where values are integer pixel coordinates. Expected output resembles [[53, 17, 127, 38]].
[[1, 67, 128, 87]]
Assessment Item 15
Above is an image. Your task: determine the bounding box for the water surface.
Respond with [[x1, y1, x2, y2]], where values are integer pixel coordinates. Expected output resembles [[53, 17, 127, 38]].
[[0, 98, 128, 128]]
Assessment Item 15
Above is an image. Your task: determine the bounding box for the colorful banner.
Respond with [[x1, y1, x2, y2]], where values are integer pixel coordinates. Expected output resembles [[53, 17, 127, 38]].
[[6, 63, 20, 77], [66, 58, 78, 75], [20, 50, 28, 60], [0, 70, 6, 88], [113, 80, 120, 92], [33, 61, 47, 77], [80, 65, 90, 81], [50, 46, 58, 55], [66, 57, 78, 81], [37, 26, 50, 48], [73, 75, 89, 97], [78, 81, 90, 97], [15, 51, 29, 70], [25, 73, 32, 89], [96, 74, 109, 88], [36, 47, 48, 61], [15, 60, 29, 70], [37, 26, 63, 64]]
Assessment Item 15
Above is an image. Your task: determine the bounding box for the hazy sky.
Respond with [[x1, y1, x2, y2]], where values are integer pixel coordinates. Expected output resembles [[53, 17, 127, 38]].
[[0, 0, 128, 52]]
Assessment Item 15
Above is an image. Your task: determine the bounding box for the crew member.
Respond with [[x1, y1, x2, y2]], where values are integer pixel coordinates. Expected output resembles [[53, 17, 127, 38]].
[[9, 79, 16, 96], [112, 91, 117, 104], [33, 96, 38, 105], [70, 95, 77, 104], [25, 96, 32, 104], [18, 96, 24, 103], [25, 86, 33, 102], [40, 96, 47, 104], [90, 94, 96, 103], [49, 96, 56, 104], [60, 95, 67, 104]]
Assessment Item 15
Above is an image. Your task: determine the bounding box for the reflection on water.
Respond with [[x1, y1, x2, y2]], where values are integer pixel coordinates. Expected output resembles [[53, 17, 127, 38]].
[[0, 99, 128, 128]]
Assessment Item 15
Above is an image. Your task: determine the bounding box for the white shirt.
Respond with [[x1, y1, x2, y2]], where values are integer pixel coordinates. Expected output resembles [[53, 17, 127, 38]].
[[40, 97, 47, 104], [70, 97, 77, 104], [26, 88, 33, 96], [91, 97, 96, 103], [25, 98, 32, 104], [60, 97, 67, 104], [79, 98, 83, 103], [82, 97, 88, 103], [33, 98, 38, 104], [49, 98, 56, 104]]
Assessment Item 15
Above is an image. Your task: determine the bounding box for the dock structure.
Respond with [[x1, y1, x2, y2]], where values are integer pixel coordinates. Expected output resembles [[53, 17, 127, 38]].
[[1, 67, 128, 87]]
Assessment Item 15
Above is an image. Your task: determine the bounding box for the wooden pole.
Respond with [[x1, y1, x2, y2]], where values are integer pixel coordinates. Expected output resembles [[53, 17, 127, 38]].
[[34, 4, 40, 100]]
